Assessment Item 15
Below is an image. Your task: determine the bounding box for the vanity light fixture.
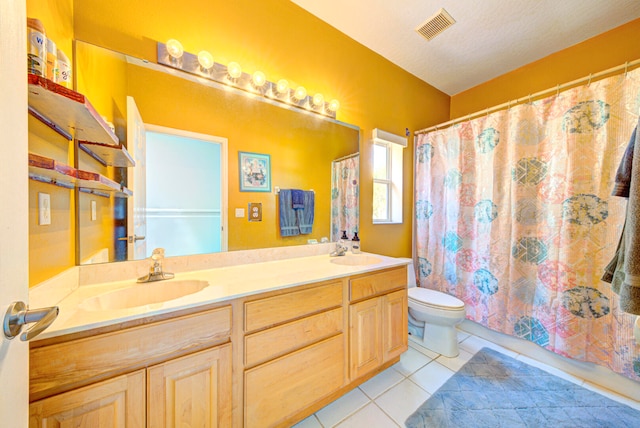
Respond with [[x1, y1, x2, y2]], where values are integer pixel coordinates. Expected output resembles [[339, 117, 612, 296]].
[[166, 39, 184, 59], [156, 41, 339, 118], [227, 62, 243, 79], [328, 99, 340, 112], [293, 86, 307, 102], [275, 79, 289, 96], [197, 50, 214, 70], [312, 93, 325, 108], [252, 71, 267, 88]]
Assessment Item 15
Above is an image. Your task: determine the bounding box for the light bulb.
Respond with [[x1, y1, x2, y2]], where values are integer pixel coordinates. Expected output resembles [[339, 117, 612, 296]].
[[166, 39, 184, 59], [197, 50, 214, 69], [328, 99, 340, 112], [252, 71, 266, 87], [293, 86, 307, 101], [312, 93, 325, 107], [276, 79, 289, 94], [227, 62, 242, 79]]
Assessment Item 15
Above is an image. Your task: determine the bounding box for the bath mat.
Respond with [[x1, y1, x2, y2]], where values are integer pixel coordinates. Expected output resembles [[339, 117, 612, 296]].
[[405, 347, 640, 428]]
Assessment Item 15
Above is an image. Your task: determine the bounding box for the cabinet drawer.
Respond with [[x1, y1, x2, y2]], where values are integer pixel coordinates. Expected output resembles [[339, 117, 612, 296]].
[[30, 305, 232, 401], [245, 307, 343, 367], [244, 334, 345, 427], [350, 266, 407, 302], [244, 281, 343, 332]]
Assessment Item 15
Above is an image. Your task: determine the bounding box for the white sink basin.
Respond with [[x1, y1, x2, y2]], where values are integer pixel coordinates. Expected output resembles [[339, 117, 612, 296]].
[[330, 255, 383, 266], [80, 279, 209, 311]]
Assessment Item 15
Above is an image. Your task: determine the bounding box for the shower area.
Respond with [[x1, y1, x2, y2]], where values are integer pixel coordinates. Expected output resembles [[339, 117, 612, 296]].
[[413, 65, 640, 383]]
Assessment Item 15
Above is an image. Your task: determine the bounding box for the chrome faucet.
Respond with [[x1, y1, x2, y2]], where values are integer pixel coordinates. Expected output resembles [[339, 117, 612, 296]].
[[329, 241, 349, 257], [137, 248, 175, 283]]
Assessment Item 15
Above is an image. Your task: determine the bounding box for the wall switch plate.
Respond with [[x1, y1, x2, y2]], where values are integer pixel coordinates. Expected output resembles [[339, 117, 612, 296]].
[[91, 200, 97, 221], [38, 193, 51, 225], [248, 203, 262, 222], [235, 208, 245, 218]]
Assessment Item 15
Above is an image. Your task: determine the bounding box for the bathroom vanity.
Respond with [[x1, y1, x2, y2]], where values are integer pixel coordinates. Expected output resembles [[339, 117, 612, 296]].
[[28, 249, 408, 427]]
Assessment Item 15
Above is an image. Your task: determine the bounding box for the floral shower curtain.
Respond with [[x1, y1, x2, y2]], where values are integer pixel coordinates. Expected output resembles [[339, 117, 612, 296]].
[[331, 155, 359, 241], [415, 68, 640, 380]]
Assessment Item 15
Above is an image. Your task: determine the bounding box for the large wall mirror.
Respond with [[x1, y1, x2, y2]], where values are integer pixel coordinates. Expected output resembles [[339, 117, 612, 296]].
[[28, 40, 360, 285]]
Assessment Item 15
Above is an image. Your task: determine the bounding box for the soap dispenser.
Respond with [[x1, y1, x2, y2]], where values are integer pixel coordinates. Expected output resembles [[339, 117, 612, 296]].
[[340, 230, 350, 251], [351, 232, 361, 254]]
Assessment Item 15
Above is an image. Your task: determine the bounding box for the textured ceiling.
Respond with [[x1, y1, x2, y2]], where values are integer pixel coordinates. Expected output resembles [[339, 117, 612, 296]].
[[290, 0, 640, 95]]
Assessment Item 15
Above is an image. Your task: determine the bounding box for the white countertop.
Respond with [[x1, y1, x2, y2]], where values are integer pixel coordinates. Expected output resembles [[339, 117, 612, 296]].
[[36, 252, 409, 341]]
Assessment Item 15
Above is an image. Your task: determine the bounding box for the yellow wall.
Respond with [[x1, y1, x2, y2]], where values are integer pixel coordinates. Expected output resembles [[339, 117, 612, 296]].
[[73, 0, 450, 257], [451, 18, 640, 119]]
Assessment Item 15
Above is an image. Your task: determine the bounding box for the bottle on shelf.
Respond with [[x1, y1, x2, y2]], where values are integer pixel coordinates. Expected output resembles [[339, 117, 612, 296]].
[[340, 230, 351, 252], [27, 18, 47, 77]]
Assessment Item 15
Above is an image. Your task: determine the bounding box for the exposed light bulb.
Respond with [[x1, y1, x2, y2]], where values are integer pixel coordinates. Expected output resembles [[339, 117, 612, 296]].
[[197, 50, 214, 69], [276, 79, 289, 95], [227, 62, 242, 79], [166, 39, 184, 59], [312, 93, 325, 108], [293, 86, 307, 101], [252, 71, 266, 87], [328, 99, 340, 112]]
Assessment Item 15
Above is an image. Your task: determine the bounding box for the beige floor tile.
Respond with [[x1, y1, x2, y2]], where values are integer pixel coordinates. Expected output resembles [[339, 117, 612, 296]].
[[409, 360, 455, 394], [335, 403, 399, 428], [359, 366, 405, 399], [291, 414, 323, 428], [392, 346, 433, 376], [375, 379, 430, 426], [315, 387, 370, 427]]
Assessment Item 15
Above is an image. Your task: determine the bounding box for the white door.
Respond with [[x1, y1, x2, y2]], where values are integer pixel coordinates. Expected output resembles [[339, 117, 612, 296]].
[[126, 96, 147, 260], [0, 0, 29, 425]]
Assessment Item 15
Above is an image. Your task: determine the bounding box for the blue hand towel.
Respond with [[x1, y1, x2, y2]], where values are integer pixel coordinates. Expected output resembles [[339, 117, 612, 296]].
[[291, 189, 305, 210], [297, 191, 315, 234], [279, 189, 300, 237]]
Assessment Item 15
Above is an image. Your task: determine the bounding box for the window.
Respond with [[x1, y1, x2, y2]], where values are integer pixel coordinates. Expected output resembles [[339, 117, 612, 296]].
[[372, 129, 405, 224]]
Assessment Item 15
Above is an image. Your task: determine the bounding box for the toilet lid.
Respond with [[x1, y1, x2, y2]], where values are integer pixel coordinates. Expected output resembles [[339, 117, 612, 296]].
[[408, 287, 465, 309]]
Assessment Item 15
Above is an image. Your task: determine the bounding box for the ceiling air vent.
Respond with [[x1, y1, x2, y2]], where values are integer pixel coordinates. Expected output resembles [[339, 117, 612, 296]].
[[415, 8, 456, 41]]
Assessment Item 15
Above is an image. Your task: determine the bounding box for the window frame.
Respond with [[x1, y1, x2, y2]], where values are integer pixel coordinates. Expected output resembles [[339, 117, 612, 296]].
[[372, 129, 405, 225]]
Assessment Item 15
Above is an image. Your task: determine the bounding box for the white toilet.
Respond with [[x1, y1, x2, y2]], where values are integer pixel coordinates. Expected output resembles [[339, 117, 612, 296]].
[[405, 259, 466, 357]]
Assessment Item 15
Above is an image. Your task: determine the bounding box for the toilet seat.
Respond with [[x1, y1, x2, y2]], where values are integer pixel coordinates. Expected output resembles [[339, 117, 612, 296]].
[[408, 287, 465, 310]]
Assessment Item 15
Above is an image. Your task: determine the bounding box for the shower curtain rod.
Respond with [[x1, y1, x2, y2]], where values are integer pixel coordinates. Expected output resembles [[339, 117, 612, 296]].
[[332, 152, 359, 162], [415, 57, 640, 135]]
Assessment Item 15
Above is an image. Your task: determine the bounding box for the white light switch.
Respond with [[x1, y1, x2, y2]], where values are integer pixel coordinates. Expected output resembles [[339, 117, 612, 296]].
[[91, 200, 97, 221], [38, 193, 51, 225], [235, 208, 245, 218]]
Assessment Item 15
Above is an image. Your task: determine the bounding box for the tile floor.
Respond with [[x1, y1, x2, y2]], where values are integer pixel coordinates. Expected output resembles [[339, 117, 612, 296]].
[[293, 331, 640, 428]]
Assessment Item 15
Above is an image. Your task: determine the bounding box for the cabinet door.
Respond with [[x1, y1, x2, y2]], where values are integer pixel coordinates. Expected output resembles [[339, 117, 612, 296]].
[[382, 289, 408, 362], [147, 344, 232, 428], [29, 370, 145, 428], [349, 297, 382, 379]]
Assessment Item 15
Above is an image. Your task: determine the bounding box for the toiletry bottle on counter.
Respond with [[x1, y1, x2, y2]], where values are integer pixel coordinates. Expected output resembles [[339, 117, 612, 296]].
[[57, 48, 71, 88], [27, 18, 46, 76], [340, 230, 350, 251], [351, 232, 361, 254]]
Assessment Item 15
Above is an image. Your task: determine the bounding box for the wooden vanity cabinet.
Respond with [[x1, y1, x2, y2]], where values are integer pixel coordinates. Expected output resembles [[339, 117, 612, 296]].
[[243, 280, 345, 427], [29, 370, 146, 428], [349, 267, 408, 380], [147, 343, 232, 427]]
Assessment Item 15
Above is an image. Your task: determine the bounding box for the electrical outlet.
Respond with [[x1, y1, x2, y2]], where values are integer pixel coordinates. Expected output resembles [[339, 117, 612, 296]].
[[91, 200, 97, 221], [38, 193, 51, 225], [248, 203, 262, 222]]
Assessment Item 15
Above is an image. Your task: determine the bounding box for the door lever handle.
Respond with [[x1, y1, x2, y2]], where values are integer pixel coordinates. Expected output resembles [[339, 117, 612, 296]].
[[117, 235, 146, 243], [3, 301, 59, 341]]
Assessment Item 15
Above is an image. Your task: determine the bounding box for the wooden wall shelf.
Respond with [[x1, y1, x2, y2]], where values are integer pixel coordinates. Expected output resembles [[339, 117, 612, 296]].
[[79, 141, 135, 167], [29, 153, 132, 198], [28, 74, 119, 146]]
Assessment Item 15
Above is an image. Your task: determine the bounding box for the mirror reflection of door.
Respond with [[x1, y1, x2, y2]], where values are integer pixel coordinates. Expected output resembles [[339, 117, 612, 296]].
[[126, 96, 148, 260], [141, 125, 228, 259]]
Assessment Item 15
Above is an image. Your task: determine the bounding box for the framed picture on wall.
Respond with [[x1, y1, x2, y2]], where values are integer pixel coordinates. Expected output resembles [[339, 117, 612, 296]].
[[239, 151, 271, 192]]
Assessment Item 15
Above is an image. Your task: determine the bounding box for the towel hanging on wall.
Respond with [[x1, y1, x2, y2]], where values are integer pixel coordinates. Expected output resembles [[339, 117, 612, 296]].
[[278, 189, 300, 237]]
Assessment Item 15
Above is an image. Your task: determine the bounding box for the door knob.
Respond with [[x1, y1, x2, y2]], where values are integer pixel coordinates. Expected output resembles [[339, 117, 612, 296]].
[[3, 301, 59, 341], [117, 235, 146, 243]]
